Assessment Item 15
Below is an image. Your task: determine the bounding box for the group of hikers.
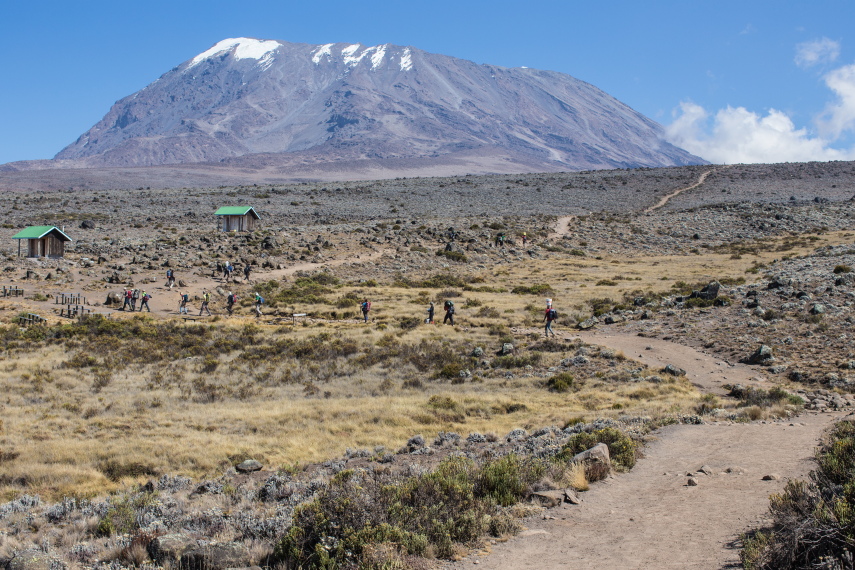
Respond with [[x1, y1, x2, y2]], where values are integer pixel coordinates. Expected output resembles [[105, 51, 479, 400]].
[[120, 288, 152, 312], [134, 264, 560, 333], [216, 260, 252, 283], [492, 232, 527, 248]]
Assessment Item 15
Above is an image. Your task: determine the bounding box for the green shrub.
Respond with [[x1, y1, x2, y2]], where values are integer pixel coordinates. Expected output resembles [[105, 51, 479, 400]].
[[833, 264, 852, 274], [547, 372, 577, 393], [557, 427, 637, 471], [436, 250, 468, 262], [511, 284, 553, 295]]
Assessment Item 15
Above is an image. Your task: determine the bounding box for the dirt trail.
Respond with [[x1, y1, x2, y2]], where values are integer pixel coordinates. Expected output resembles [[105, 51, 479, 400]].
[[644, 168, 716, 213], [462, 328, 845, 569], [512, 327, 767, 395], [452, 411, 847, 570]]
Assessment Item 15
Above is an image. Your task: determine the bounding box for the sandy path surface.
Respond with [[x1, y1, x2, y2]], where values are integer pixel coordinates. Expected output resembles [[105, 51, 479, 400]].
[[469, 327, 845, 569], [450, 410, 846, 570]]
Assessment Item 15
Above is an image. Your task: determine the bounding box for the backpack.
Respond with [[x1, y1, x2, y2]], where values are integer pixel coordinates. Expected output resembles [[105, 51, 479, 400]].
[[227, 294, 235, 304], [257, 296, 264, 304], [548, 308, 557, 320], [132, 290, 139, 299], [447, 301, 455, 314], [182, 294, 189, 302], [143, 294, 150, 302]]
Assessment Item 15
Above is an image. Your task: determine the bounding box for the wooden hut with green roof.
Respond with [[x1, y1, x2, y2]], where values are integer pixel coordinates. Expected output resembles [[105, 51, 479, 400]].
[[214, 206, 260, 232], [12, 226, 72, 258]]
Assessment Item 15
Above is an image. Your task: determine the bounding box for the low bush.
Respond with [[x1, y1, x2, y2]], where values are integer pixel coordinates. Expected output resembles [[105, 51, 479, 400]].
[[547, 372, 577, 393], [436, 250, 468, 263], [556, 427, 637, 471], [511, 284, 553, 295]]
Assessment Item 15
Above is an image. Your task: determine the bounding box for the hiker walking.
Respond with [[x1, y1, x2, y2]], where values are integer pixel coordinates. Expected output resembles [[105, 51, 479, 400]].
[[427, 301, 435, 324], [122, 289, 133, 311], [522, 232, 527, 246], [199, 290, 212, 316], [226, 291, 236, 315], [140, 291, 151, 312], [254, 292, 264, 317], [443, 299, 455, 325], [361, 299, 371, 323], [131, 289, 140, 311], [243, 263, 252, 283], [166, 268, 175, 289], [222, 261, 230, 281], [178, 291, 189, 314], [544, 303, 557, 337], [227, 262, 234, 282]]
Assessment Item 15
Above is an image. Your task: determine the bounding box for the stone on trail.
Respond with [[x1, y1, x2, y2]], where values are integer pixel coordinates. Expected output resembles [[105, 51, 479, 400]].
[[178, 279, 188, 287], [577, 316, 599, 330], [530, 490, 565, 508], [235, 459, 263, 473], [762, 474, 781, 481], [698, 465, 714, 476], [564, 488, 581, 505], [745, 344, 774, 365], [604, 314, 625, 324], [687, 477, 699, 486], [663, 364, 686, 377]]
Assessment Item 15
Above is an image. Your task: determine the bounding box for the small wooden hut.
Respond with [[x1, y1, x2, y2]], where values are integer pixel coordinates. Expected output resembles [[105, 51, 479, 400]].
[[214, 206, 260, 232], [12, 226, 72, 258]]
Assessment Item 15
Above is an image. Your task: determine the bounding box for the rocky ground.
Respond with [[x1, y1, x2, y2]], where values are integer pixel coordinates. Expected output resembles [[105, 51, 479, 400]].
[[1, 160, 855, 569]]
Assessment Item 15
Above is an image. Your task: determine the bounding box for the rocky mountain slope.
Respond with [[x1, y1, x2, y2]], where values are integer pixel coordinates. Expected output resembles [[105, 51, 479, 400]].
[[52, 38, 704, 172]]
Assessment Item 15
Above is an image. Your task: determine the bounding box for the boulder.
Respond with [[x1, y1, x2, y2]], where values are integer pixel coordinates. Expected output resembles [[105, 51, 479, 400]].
[[577, 316, 599, 330], [694, 281, 721, 300], [79, 220, 96, 230], [663, 364, 686, 377], [235, 460, 263, 473], [745, 345, 774, 365], [148, 533, 197, 564], [181, 543, 252, 570], [105, 291, 123, 305], [530, 490, 565, 508], [6, 550, 59, 570], [810, 303, 826, 315], [500, 343, 514, 356], [571, 442, 610, 467], [604, 314, 625, 324]]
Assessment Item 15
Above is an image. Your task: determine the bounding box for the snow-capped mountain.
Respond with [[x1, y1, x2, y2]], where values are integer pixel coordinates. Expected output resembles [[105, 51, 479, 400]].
[[55, 38, 704, 170]]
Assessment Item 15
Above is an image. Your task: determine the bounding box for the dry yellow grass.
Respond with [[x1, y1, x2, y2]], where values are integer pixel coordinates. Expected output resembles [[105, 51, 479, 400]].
[[0, 229, 845, 500]]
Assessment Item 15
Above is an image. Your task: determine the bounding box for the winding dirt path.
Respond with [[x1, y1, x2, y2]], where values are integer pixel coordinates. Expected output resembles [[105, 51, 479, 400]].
[[644, 168, 717, 213], [454, 328, 847, 569]]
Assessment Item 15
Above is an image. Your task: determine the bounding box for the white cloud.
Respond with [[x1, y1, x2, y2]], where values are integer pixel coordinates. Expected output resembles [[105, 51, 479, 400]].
[[795, 37, 840, 68], [665, 102, 854, 163], [665, 58, 855, 164], [817, 63, 855, 139]]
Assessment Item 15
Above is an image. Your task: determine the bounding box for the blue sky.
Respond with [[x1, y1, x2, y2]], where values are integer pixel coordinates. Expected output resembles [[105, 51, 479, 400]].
[[1, 0, 854, 165]]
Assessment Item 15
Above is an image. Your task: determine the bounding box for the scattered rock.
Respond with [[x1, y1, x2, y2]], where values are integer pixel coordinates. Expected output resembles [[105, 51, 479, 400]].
[[687, 477, 699, 486], [762, 474, 781, 481], [663, 364, 686, 377], [235, 460, 262, 473]]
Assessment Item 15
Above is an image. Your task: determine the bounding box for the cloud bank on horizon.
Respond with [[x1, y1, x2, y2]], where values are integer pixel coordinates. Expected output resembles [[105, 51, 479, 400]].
[[665, 37, 855, 164]]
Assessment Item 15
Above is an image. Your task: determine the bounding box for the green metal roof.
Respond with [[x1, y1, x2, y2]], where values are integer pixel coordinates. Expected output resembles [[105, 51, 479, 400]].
[[12, 226, 72, 241], [214, 206, 260, 218]]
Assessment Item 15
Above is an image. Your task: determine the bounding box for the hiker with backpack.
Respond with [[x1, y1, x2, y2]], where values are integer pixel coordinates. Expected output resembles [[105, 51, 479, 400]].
[[426, 301, 435, 324], [544, 304, 558, 337], [244, 263, 252, 283], [361, 299, 371, 323], [131, 289, 140, 311], [443, 299, 455, 326], [122, 289, 133, 311], [226, 291, 237, 315], [199, 290, 212, 316], [254, 292, 264, 317], [178, 291, 189, 314], [166, 268, 175, 289], [140, 291, 151, 312]]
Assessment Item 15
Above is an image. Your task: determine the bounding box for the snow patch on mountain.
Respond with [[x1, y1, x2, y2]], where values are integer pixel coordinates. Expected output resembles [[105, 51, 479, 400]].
[[400, 48, 413, 71], [370, 45, 387, 69], [189, 38, 281, 69], [312, 43, 334, 64]]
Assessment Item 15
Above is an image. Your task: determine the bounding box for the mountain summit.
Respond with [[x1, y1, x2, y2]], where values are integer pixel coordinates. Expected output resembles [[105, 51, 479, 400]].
[[55, 37, 704, 171]]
